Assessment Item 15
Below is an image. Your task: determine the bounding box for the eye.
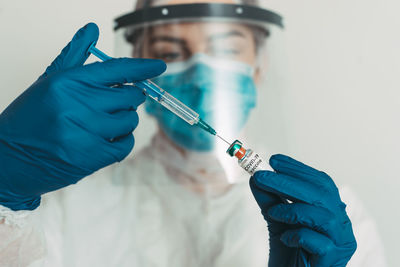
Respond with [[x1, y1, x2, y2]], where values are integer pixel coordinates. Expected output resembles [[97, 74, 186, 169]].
[[154, 52, 183, 62], [208, 35, 247, 59], [212, 48, 241, 56], [209, 47, 242, 59]]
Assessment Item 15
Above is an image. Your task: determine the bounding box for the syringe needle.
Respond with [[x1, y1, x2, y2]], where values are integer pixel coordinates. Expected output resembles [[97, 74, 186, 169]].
[[216, 134, 231, 146]]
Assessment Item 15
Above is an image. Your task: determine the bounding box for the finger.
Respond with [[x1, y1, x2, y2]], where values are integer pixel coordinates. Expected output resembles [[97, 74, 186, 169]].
[[250, 177, 291, 239], [81, 85, 146, 113], [268, 203, 336, 237], [280, 228, 334, 256], [71, 109, 139, 140], [84, 133, 135, 169], [108, 134, 135, 163], [89, 133, 135, 168], [270, 154, 334, 188], [249, 176, 284, 220], [41, 23, 99, 79], [76, 58, 166, 86], [269, 203, 355, 246], [269, 154, 343, 210], [99, 110, 139, 141], [253, 171, 323, 205], [282, 228, 357, 266]]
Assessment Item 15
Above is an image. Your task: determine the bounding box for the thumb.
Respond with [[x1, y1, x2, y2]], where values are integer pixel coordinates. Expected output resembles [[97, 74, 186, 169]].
[[40, 22, 99, 79]]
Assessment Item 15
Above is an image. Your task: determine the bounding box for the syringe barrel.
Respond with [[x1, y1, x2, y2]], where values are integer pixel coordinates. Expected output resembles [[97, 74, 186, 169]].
[[135, 80, 199, 125], [87, 46, 202, 127]]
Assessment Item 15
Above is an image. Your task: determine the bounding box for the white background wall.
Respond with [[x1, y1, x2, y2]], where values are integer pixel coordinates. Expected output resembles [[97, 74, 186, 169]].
[[0, 0, 399, 266]]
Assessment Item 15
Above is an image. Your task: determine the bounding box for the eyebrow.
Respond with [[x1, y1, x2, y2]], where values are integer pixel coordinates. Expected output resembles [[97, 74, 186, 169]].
[[149, 30, 246, 46], [149, 36, 187, 46], [208, 30, 246, 42]]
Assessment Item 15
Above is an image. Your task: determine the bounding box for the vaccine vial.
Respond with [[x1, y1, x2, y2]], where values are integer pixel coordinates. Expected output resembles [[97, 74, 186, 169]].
[[226, 140, 272, 175]]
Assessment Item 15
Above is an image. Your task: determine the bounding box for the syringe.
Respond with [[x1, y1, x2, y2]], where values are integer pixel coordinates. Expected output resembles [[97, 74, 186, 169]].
[[87, 43, 217, 136], [88, 45, 270, 176]]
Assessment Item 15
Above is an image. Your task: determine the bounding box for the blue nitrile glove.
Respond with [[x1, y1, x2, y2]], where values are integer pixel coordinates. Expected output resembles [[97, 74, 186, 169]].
[[0, 23, 166, 211], [250, 154, 357, 267]]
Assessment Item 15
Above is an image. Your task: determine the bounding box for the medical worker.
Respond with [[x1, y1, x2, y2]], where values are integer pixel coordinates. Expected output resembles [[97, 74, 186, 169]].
[[0, 0, 386, 266]]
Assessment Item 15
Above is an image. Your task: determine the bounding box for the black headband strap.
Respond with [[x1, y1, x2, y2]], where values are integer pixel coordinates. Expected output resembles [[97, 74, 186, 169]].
[[114, 3, 284, 31]]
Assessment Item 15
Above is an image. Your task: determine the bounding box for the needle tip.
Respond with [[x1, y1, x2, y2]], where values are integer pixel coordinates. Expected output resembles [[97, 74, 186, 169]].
[[216, 134, 231, 145]]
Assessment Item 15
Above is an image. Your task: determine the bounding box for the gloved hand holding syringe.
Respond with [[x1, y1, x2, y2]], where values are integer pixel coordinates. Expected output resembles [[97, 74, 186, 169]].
[[89, 43, 271, 175]]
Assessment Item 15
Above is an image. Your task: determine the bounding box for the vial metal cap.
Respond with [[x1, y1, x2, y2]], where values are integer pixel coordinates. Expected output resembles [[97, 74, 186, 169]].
[[227, 140, 247, 160]]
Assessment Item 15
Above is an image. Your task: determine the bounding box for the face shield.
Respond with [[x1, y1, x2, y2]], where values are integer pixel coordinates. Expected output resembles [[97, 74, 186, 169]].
[[113, 2, 286, 189]]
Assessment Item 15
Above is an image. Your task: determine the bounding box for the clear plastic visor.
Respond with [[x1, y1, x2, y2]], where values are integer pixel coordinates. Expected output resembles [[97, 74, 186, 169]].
[[113, 16, 286, 190]]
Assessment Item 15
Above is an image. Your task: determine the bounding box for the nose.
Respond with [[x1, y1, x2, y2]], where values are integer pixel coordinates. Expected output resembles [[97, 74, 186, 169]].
[[186, 43, 208, 59]]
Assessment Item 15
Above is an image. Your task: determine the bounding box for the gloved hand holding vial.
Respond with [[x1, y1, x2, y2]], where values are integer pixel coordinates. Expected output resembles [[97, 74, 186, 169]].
[[89, 39, 357, 266]]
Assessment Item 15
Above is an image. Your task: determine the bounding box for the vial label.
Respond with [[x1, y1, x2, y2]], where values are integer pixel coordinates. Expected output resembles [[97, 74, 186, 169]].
[[239, 151, 270, 175]]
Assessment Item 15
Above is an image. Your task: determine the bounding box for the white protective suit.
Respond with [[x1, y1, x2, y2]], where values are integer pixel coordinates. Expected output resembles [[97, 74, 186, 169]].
[[0, 133, 387, 267]]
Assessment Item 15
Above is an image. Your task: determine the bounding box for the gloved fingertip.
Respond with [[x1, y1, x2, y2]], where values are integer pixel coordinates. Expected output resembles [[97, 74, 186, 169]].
[[118, 84, 147, 106], [249, 176, 269, 199], [253, 170, 275, 186], [279, 231, 290, 245], [267, 204, 284, 218], [84, 22, 100, 34], [253, 169, 274, 178], [249, 175, 256, 188], [280, 230, 298, 247], [154, 58, 167, 70], [136, 90, 147, 105], [70, 23, 99, 60], [138, 58, 167, 76], [269, 154, 288, 168], [74, 22, 100, 41], [46, 23, 100, 76]]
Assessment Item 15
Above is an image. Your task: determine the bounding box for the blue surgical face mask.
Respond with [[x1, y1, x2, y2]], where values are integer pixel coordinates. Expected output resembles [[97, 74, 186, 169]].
[[146, 53, 257, 151]]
